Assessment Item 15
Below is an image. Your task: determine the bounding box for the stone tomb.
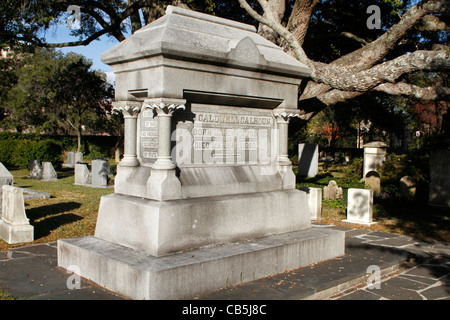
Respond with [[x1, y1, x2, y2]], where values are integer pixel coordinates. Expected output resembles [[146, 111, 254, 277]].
[[0, 185, 34, 244], [58, 6, 345, 300]]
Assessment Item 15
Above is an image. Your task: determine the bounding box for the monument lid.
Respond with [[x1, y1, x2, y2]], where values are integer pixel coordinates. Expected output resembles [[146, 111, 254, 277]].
[[101, 6, 311, 79]]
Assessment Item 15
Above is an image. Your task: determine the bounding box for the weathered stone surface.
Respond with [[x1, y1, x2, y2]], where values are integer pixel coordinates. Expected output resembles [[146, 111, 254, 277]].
[[365, 171, 381, 197], [343, 188, 376, 226], [74, 163, 91, 185], [324, 180, 343, 200], [29, 160, 42, 179], [41, 162, 57, 181], [0, 185, 34, 244]]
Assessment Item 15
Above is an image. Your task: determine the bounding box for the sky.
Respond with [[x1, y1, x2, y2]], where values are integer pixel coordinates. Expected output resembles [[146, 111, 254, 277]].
[[42, 20, 120, 86]]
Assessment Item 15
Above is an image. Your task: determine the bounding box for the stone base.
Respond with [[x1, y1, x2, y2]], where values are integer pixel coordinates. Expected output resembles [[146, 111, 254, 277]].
[[57, 227, 345, 300], [94, 189, 311, 257], [342, 219, 377, 227], [0, 221, 34, 244]]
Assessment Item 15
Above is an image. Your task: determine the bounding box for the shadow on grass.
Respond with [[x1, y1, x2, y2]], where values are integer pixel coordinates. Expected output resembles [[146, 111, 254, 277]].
[[56, 167, 75, 179], [374, 197, 450, 242], [25, 202, 83, 239]]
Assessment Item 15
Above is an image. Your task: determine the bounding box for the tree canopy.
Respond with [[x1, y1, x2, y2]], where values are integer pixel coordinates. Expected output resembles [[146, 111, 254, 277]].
[[1, 0, 449, 143], [1, 48, 115, 151]]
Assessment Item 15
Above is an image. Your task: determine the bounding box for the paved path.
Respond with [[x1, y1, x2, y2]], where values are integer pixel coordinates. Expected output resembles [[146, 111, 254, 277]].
[[0, 223, 448, 300]]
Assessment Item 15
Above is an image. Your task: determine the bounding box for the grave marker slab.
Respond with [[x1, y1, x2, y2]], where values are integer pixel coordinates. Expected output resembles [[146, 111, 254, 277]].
[[365, 171, 381, 197], [74, 163, 92, 185], [29, 160, 43, 179], [343, 188, 377, 226], [0, 185, 34, 244], [41, 162, 57, 181], [0, 162, 14, 218], [429, 150, 450, 207], [91, 159, 110, 187], [300, 186, 322, 220], [63, 152, 75, 168], [75, 152, 83, 164], [298, 143, 318, 177]]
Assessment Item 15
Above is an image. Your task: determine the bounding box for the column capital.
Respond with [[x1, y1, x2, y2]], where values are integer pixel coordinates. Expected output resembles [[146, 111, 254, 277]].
[[112, 101, 142, 118], [143, 98, 186, 117], [273, 111, 300, 123]]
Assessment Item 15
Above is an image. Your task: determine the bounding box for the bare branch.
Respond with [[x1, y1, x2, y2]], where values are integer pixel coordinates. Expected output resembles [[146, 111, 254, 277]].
[[373, 83, 450, 100], [340, 32, 368, 46]]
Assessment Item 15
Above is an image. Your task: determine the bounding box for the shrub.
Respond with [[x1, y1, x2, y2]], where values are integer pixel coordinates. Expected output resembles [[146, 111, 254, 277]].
[[0, 138, 63, 169]]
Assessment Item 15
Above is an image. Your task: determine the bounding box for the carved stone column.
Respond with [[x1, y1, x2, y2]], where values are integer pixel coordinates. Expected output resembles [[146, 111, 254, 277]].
[[112, 101, 142, 167], [273, 111, 300, 189], [143, 99, 185, 200], [143, 101, 186, 170]]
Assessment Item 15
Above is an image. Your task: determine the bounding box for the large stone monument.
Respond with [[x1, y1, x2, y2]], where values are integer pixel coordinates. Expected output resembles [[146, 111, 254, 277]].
[[58, 6, 345, 300]]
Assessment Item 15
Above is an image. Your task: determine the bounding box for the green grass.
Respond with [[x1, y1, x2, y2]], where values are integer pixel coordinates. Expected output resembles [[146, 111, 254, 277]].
[[0, 167, 114, 251], [0, 289, 13, 300]]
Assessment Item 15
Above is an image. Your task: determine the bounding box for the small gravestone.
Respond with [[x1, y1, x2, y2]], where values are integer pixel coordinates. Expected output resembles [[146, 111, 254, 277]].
[[400, 175, 416, 200], [300, 186, 322, 220], [0, 185, 34, 244], [343, 188, 376, 226], [75, 152, 83, 164], [323, 180, 343, 200], [298, 143, 318, 177], [91, 159, 110, 187], [429, 150, 450, 207], [0, 162, 14, 218], [74, 163, 92, 185], [29, 160, 43, 179], [365, 171, 381, 197], [41, 162, 57, 181], [63, 152, 75, 168]]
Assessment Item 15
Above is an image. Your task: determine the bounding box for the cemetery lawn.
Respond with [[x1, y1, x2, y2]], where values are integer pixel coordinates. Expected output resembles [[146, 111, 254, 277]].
[[0, 168, 114, 251]]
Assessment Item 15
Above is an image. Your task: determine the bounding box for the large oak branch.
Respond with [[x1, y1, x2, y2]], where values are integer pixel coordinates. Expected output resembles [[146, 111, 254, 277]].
[[312, 50, 450, 92]]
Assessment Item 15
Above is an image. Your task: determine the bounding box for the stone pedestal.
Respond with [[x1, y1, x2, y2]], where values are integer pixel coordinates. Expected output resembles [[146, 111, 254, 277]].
[[363, 141, 388, 178]]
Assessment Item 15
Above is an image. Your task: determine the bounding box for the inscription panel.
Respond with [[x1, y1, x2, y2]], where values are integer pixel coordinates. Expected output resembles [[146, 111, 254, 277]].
[[174, 105, 276, 166], [138, 109, 158, 164]]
